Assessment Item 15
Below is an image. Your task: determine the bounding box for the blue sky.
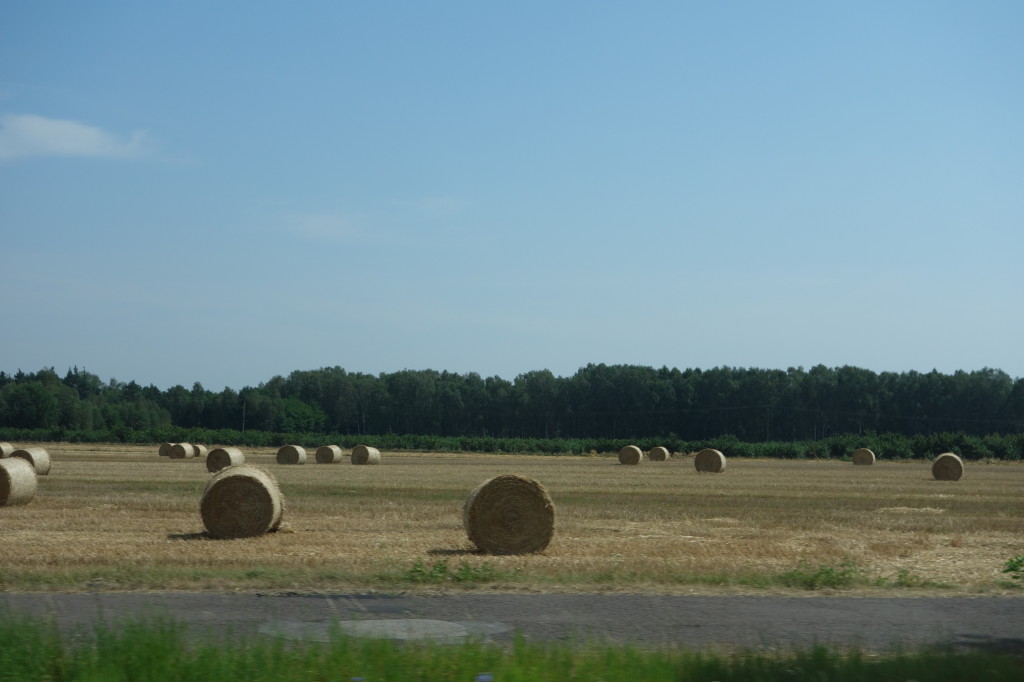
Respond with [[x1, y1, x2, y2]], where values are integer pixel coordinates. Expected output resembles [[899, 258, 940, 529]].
[[2, 1, 1022, 390]]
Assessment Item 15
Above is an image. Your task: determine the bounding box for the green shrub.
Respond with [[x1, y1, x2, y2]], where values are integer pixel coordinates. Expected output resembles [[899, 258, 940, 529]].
[[779, 561, 862, 590], [1002, 555, 1024, 582]]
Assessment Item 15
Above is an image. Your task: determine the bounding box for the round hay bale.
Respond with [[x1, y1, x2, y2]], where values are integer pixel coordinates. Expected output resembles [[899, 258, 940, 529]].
[[315, 445, 343, 464], [852, 448, 876, 466], [0, 457, 37, 506], [276, 445, 307, 465], [648, 446, 670, 462], [200, 465, 284, 538], [694, 448, 726, 473], [618, 445, 644, 465], [158, 442, 174, 457], [11, 447, 51, 476], [463, 474, 555, 554], [351, 445, 381, 465], [0, 442, 14, 458], [932, 452, 964, 481], [192, 444, 208, 459], [169, 443, 193, 459], [207, 447, 245, 473]]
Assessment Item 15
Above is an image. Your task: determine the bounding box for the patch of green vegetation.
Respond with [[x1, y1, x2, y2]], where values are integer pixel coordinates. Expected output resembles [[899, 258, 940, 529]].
[[888, 568, 946, 588], [1002, 555, 1024, 582], [1, 614, 1021, 682], [778, 560, 864, 590], [774, 561, 950, 591], [396, 558, 510, 585], [778, 557, 868, 589]]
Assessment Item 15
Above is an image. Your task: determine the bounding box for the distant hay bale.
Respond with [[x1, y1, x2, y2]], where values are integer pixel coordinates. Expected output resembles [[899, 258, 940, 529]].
[[852, 448, 876, 466], [11, 447, 51, 476], [694, 448, 726, 473], [932, 452, 964, 481], [276, 445, 307, 465], [192, 444, 208, 459], [169, 443, 194, 459], [351, 445, 381, 465], [618, 445, 644, 465], [315, 445, 343, 464], [463, 474, 555, 554], [0, 442, 14, 458], [648, 446, 670, 462], [158, 442, 174, 457], [200, 465, 284, 539], [0, 457, 37, 506], [207, 447, 245, 473]]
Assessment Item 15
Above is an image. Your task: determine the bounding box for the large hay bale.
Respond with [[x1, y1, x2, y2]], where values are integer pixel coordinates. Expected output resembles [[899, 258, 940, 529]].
[[207, 447, 245, 473], [932, 452, 964, 481], [315, 445, 343, 464], [463, 474, 555, 554], [618, 445, 644, 465], [0, 442, 14, 458], [0, 457, 37, 506], [351, 445, 381, 465], [158, 442, 174, 457], [694, 448, 726, 473], [852, 448, 876, 466], [200, 465, 284, 538], [276, 445, 307, 465], [11, 447, 51, 476], [192, 444, 208, 459], [648, 446, 670, 462], [169, 443, 194, 459]]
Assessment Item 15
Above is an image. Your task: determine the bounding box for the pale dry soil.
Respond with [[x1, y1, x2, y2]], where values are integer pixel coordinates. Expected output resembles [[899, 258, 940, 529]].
[[1, 443, 1022, 595]]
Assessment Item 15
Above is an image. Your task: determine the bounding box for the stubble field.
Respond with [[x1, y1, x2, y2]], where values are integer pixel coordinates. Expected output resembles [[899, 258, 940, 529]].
[[2, 443, 1022, 595]]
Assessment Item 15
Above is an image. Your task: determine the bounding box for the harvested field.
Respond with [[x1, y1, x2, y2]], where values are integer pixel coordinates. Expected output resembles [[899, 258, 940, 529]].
[[1, 442, 1022, 595]]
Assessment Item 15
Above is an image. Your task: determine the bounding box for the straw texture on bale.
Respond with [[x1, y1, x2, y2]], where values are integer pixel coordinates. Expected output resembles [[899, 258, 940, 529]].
[[694, 448, 726, 473], [0, 442, 14, 458], [852, 448, 876, 466], [192, 444, 208, 459], [276, 445, 307, 465], [200, 465, 284, 539], [648, 446, 670, 462], [463, 474, 555, 555], [12, 447, 51, 476], [169, 443, 194, 459], [158, 442, 174, 457], [315, 445, 343, 464], [618, 445, 644, 465], [932, 452, 964, 481], [351, 445, 381, 465], [207, 447, 245, 473], [0, 457, 37, 506]]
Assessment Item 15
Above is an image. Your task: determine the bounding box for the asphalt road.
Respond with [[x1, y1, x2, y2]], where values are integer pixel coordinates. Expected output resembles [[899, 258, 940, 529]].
[[4, 591, 1024, 653]]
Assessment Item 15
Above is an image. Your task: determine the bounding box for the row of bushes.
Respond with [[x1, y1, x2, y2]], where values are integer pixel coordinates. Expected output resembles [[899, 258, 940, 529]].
[[1, 426, 1022, 461]]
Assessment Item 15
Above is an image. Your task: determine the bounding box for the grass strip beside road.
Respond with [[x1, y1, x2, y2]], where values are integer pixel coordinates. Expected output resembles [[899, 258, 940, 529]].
[[2, 614, 1022, 682]]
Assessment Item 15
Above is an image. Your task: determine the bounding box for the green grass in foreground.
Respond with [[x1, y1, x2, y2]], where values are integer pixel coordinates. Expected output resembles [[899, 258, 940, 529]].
[[2, 615, 1022, 682]]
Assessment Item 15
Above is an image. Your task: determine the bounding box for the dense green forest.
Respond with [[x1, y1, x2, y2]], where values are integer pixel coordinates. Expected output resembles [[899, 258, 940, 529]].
[[1, 364, 1022, 441]]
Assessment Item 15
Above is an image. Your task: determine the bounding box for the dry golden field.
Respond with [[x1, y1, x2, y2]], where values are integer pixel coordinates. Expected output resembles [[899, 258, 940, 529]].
[[1, 442, 1022, 595]]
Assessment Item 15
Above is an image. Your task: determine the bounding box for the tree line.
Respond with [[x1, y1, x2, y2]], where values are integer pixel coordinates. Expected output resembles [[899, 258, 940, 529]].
[[1, 363, 1022, 441]]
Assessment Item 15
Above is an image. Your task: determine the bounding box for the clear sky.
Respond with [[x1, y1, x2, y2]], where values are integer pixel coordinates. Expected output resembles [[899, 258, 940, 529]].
[[2, 1, 1022, 390]]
